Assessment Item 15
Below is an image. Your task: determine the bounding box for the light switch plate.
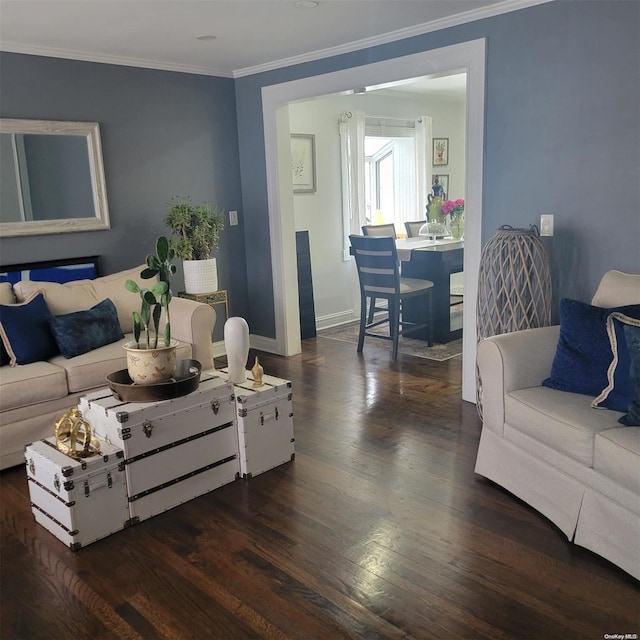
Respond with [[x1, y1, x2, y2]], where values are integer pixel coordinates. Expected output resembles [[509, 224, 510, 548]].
[[540, 214, 554, 236], [229, 210, 238, 226]]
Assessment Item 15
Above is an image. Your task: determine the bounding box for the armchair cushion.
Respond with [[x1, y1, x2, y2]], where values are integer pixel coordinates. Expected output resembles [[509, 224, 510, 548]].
[[14, 264, 146, 334], [0, 283, 15, 305], [542, 299, 640, 399]]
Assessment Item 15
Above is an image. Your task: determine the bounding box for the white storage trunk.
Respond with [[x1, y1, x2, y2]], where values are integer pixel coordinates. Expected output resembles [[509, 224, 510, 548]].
[[25, 437, 128, 550], [215, 369, 295, 478], [79, 375, 239, 523]]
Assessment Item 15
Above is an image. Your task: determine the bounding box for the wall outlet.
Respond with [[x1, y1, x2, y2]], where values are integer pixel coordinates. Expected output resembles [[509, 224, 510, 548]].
[[540, 214, 554, 236], [229, 210, 238, 226]]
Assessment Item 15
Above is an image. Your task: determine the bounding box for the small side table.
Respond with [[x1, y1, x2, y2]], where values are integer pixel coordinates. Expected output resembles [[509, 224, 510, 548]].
[[178, 290, 229, 353]]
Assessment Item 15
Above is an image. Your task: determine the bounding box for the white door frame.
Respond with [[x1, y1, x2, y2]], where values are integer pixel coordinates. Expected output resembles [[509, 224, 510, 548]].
[[262, 38, 486, 403]]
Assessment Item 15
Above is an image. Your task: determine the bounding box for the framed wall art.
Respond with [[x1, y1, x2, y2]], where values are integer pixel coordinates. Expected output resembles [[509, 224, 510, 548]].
[[432, 174, 449, 198], [0, 256, 102, 285], [433, 137, 449, 166], [290, 133, 316, 193]]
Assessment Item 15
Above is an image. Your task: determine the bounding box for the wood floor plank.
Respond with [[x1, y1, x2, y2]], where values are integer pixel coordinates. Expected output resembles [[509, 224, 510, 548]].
[[1, 337, 638, 639], [1, 482, 143, 640]]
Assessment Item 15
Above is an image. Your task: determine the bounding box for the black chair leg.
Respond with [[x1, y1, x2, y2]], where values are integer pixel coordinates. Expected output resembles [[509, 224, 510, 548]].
[[357, 294, 368, 352], [390, 299, 400, 359], [367, 298, 376, 323]]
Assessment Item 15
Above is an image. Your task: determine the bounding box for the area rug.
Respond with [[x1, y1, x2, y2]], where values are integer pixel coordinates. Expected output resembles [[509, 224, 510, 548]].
[[317, 320, 463, 361]]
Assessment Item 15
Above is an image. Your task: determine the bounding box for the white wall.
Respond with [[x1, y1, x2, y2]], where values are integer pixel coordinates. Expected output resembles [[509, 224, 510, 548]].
[[289, 91, 466, 329]]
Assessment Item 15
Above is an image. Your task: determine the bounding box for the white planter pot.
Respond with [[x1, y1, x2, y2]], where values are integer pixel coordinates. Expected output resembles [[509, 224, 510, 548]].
[[183, 258, 218, 294], [123, 340, 178, 385]]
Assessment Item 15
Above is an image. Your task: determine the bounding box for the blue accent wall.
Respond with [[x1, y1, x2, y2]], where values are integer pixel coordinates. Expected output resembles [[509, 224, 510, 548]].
[[236, 0, 639, 333], [1, 1, 638, 340], [0, 54, 248, 315]]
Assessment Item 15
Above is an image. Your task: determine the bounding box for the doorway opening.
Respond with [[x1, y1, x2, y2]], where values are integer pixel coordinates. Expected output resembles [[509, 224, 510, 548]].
[[262, 39, 486, 402]]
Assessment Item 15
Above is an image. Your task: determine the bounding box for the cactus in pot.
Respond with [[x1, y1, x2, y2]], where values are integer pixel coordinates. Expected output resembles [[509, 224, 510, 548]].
[[123, 236, 178, 384], [125, 236, 176, 349]]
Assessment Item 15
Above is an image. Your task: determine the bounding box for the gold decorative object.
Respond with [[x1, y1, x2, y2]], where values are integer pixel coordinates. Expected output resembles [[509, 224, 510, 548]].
[[251, 356, 264, 388], [54, 408, 101, 458]]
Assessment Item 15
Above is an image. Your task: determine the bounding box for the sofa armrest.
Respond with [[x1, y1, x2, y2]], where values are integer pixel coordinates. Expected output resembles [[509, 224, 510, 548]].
[[478, 325, 560, 434], [169, 296, 215, 371]]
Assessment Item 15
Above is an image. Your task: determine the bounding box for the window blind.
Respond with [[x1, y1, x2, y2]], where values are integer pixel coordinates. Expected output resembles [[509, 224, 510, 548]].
[[364, 117, 417, 138]]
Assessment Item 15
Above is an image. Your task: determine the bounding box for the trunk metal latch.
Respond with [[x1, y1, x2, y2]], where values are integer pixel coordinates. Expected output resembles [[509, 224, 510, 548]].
[[143, 420, 154, 438]]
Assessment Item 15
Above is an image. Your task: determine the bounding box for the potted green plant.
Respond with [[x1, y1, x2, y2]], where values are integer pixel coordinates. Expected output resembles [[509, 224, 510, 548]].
[[165, 197, 225, 294], [123, 236, 178, 384]]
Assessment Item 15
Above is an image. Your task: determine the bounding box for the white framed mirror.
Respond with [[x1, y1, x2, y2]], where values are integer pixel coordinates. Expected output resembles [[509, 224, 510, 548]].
[[0, 118, 110, 236]]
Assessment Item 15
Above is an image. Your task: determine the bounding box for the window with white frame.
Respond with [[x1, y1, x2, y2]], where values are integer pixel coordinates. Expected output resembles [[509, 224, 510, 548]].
[[364, 118, 419, 236]]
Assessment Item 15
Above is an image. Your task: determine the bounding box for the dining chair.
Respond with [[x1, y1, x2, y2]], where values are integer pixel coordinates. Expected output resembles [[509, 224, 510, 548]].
[[404, 220, 427, 238], [349, 234, 434, 359], [361, 224, 398, 322], [361, 223, 397, 238]]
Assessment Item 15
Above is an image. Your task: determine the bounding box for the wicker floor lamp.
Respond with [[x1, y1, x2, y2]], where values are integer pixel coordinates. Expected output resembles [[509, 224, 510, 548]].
[[476, 225, 552, 416]]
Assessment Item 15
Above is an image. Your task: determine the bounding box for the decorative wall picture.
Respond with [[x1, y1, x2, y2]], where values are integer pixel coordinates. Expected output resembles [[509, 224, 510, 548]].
[[432, 174, 449, 198], [291, 133, 316, 193], [433, 137, 449, 166]]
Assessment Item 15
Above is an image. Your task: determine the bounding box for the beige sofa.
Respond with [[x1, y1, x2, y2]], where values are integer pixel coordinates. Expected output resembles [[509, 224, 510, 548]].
[[475, 270, 640, 580], [0, 265, 215, 470]]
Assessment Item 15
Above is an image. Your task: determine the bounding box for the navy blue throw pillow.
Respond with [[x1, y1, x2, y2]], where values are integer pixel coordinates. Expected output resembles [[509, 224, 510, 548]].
[[49, 298, 124, 359], [0, 293, 59, 365], [542, 299, 640, 398], [619, 322, 640, 426]]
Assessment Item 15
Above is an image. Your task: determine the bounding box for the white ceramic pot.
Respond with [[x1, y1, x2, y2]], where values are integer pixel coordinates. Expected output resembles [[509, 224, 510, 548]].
[[123, 340, 178, 385], [183, 258, 218, 294]]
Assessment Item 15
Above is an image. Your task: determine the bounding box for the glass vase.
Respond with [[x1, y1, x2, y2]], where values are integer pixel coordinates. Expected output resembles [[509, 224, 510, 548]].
[[451, 214, 465, 240]]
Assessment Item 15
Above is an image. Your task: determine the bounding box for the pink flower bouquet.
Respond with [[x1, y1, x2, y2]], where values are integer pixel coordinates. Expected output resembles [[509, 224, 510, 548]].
[[442, 198, 465, 217]]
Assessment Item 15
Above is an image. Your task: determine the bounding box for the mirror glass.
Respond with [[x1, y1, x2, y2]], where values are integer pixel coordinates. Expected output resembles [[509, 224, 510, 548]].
[[0, 119, 110, 236]]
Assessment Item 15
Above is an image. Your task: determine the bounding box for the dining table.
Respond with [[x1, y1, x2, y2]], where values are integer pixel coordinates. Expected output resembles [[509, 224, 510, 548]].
[[396, 237, 464, 344]]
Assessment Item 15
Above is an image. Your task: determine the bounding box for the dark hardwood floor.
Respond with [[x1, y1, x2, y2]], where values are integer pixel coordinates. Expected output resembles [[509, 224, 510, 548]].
[[1, 337, 638, 639]]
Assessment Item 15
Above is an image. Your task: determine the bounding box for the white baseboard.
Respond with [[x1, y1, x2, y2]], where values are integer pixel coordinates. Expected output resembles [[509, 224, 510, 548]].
[[249, 334, 279, 353], [212, 333, 280, 359], [315, 310, 358, 331]]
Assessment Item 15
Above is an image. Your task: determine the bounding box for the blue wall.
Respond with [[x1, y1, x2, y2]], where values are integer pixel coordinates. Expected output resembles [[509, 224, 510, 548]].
[[0, 54, 248, 315], [1, 1, 638, 340], [236, 0, 639, 333]]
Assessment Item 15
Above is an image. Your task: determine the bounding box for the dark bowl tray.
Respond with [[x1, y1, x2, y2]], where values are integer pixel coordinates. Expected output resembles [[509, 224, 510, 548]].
[[106, 359, 202, 403]]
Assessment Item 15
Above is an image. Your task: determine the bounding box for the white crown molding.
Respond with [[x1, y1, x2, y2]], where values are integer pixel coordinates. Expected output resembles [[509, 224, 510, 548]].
[[0, 42, 234, 78], [234, 0, 552, 78], [0, 0, 551, 79]]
